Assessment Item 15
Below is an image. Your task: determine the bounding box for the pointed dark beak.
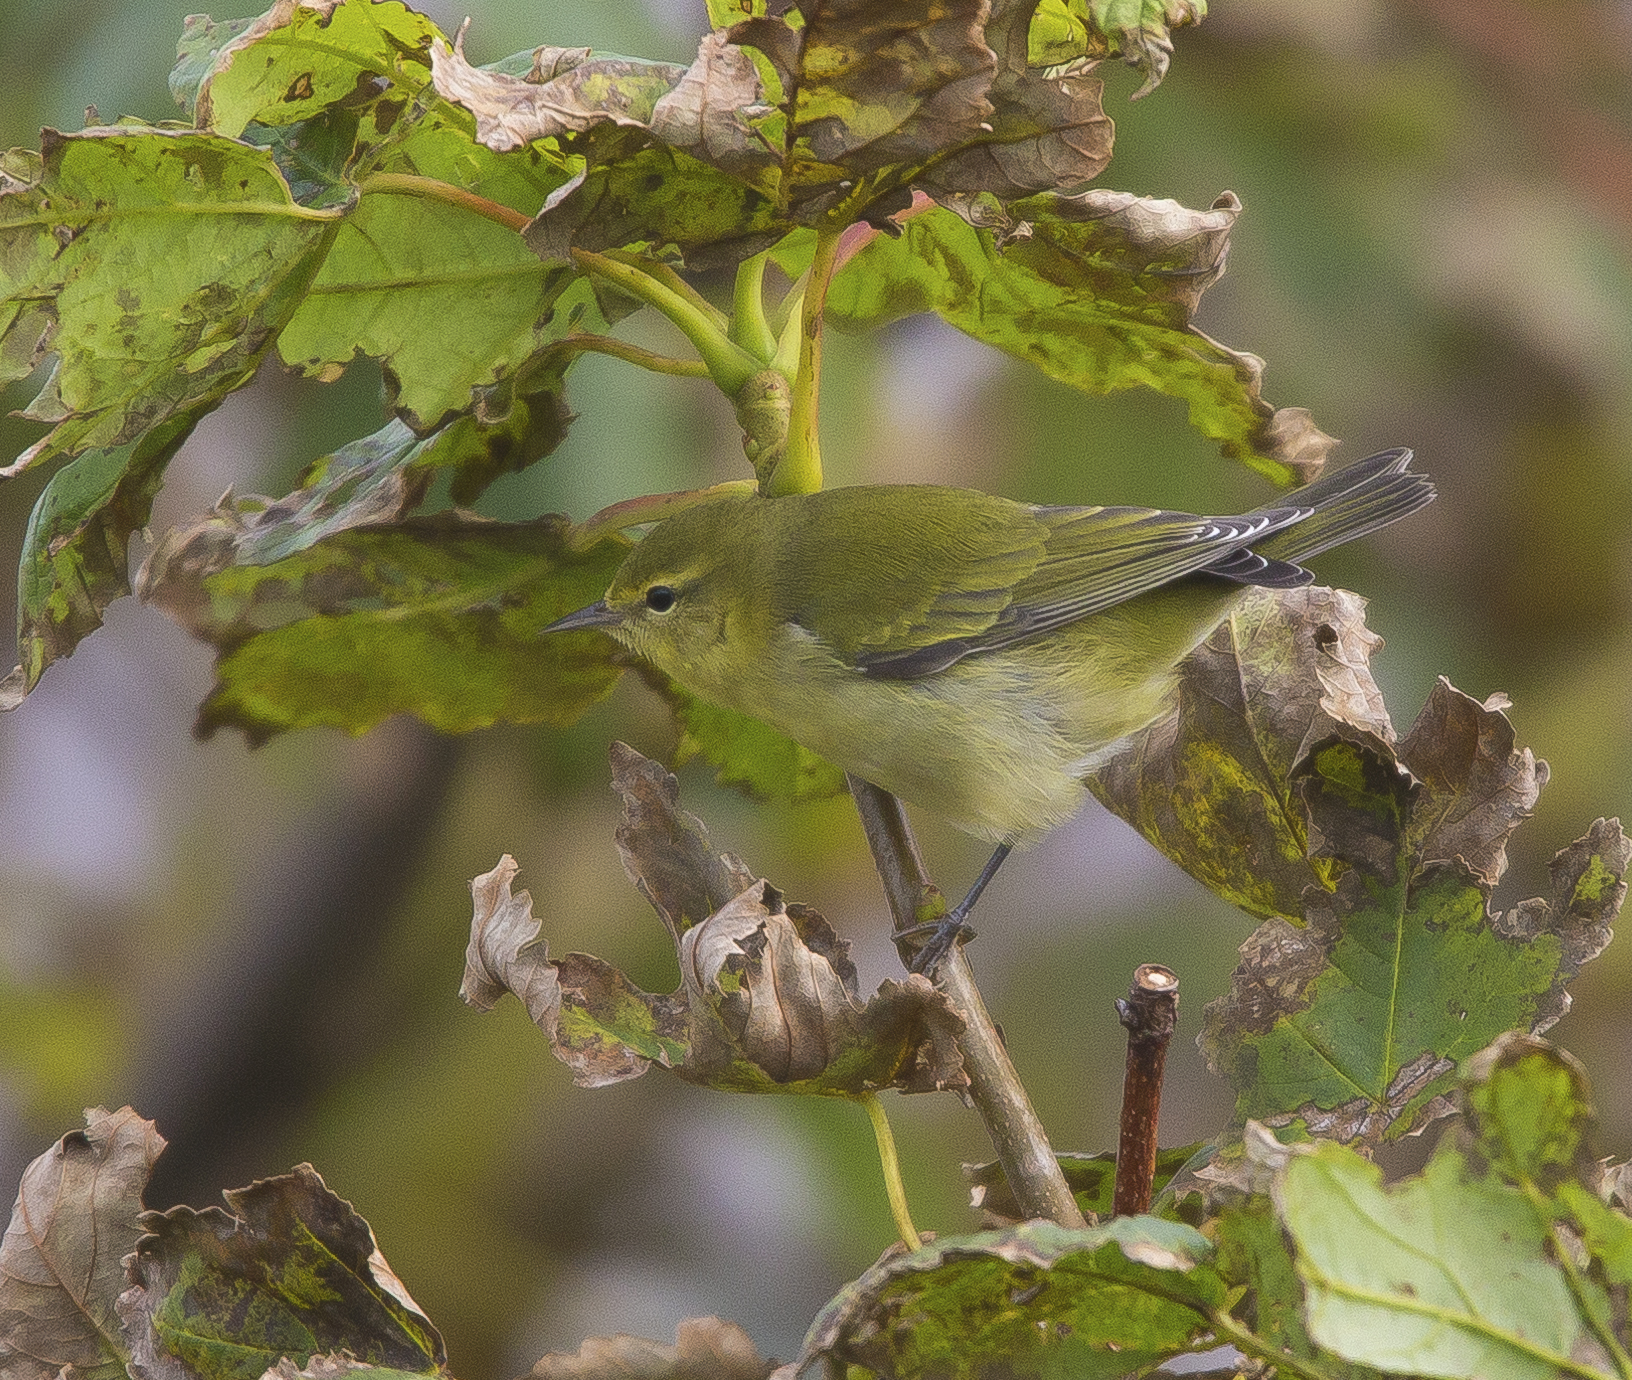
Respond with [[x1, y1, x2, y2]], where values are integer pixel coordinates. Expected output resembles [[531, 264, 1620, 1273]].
[[541, 599, 624, 635]]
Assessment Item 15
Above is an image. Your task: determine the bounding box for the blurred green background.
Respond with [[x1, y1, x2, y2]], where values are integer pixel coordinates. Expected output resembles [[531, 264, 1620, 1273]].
[[2, 0, 1629, 1374]]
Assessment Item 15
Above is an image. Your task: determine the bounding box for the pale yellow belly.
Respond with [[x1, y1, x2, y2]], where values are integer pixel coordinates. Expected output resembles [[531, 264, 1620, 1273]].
[[665, 583, 1240, 841], [727, 621, 1191, 841]]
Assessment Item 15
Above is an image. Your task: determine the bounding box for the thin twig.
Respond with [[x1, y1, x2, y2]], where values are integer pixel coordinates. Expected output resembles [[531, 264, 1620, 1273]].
[[845, 775, 1085, 1229], [1114, 963, 1179, 1217]]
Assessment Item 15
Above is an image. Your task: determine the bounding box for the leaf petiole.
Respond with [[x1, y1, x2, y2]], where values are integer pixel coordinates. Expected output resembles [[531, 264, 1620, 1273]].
[[571, 248, 759, 397], [566, 482, 757, 552], [730, 252, 780, 362], [546, 334, 712, 380], [859, 1091, 921, 1251], [768, 226, 841, 496], [356, 172, 530, 234]]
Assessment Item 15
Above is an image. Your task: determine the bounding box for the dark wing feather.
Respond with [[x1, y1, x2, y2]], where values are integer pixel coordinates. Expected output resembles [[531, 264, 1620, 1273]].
[[798, 451, 1432, 680], [855, 503, 1310, 678]]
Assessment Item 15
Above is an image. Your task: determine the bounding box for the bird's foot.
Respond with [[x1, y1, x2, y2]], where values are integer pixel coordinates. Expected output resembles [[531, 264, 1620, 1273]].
[[896, 840, 1012, 977], [900, 914, 979, 976]]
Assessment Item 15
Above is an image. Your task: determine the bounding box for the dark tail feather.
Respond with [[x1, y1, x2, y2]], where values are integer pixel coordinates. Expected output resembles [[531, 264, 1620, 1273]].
[[1236, 448, 1433, 577]]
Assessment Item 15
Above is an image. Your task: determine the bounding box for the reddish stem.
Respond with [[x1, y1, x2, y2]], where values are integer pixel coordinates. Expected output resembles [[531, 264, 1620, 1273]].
[[1113, 963, 1179, 1217]]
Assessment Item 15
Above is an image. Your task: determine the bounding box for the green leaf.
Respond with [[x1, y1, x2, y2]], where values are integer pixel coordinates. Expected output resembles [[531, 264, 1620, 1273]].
[[522, 131, 788, 266], [189, 0, 445, 140], [1026, 0, 1208, 88], [169, 13, 256, 119], [663, 681, 848, 804], [138, 506, 629, 742], [276, 191, 592, 430], [1089, 586, 1389, 921], [0, 128, 338, 474], [1275, 1130, 1622, 1379], [173, 0, 594, 429], [1213, 1200, 1329, 1374], [793, 1218, 1227, 1378], [827, 198, 1334, 483], [1, 409, 201, 708], [0, 1108, 165, 1380], [118, 1165, 445, 1380], [705, 0, 764, 27], [1463, 1035, 1632, 1305], [1201, 689, 1621, 1146], [1028, 0, 1095, 68], [1083, 0, 1208, 97]]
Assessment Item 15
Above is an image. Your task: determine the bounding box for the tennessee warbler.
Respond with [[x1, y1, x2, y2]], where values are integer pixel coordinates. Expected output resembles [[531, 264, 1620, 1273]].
[[550, 448, 1431, 837], [547, 449, 1432, 960]]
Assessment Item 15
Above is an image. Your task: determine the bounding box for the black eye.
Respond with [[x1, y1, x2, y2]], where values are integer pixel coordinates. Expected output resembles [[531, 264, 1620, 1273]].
[[644, 584, 677, 613]]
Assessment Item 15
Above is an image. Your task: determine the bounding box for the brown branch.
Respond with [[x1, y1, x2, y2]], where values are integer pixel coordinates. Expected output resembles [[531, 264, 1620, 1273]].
[[1113, 963, 1179, 1217], [845, 774, 1086, 1228]]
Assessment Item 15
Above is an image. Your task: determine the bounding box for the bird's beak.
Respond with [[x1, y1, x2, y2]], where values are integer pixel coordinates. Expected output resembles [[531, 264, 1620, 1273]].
[[541, 599, 624, 635]]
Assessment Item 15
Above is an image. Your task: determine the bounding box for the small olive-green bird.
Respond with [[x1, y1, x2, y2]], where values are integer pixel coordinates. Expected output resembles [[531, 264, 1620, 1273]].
[[549, 446, 1431, 862]]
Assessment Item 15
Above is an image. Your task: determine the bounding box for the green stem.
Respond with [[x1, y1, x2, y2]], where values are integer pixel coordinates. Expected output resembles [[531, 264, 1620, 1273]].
[[769, 227, 841, 496], [549, 334, 712, 379], [571, 248, 758, 396], [860, 1091, 922, 1251], [731, 252, 779, 361], [603, 249, 731, 333], [357, 172, 531, 234], [1205, 1312, 1344, 1380]]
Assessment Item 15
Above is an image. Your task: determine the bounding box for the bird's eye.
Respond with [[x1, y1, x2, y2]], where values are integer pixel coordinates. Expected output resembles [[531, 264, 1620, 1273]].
[[644, 584, 678, 613]]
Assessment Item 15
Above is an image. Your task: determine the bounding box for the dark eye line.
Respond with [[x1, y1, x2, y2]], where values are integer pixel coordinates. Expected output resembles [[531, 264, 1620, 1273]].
[[645, 584, 678, 613]]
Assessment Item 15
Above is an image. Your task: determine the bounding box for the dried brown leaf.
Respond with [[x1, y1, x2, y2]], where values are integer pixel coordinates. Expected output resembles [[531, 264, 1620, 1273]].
[[465, 749, 965, 1096], [648, 32, 776, 182], [1494, 816, 1627, 1034], [917, 0, 1111, 203], [610, 740, 754, 941], [429, 26, 683, 153], [0, 1107, 164, 1380], [462, 855, 563, 1021], [527, 1315, 772, 1380], [681, 884, 859, 1084], [1400, 678, 1548, 887], [1089, 586, 1390, 922], [751, 0, 996, 175], [462, 855, 685, 1087], [117, 1165, 443, 1380]]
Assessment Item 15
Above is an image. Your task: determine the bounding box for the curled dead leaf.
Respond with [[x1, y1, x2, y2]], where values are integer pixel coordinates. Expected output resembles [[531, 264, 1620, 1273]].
[[463, 748, 966, 1097], [0, 1107, 164, 1380]]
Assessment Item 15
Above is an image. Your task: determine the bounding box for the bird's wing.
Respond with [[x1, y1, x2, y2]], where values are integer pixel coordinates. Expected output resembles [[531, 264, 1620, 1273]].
[[784, 487, 1055, 665], [853, 500, 1311, 678]]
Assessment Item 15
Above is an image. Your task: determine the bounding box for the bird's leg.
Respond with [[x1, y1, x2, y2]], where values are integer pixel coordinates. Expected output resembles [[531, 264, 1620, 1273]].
[[900, 841, 1014, 976]]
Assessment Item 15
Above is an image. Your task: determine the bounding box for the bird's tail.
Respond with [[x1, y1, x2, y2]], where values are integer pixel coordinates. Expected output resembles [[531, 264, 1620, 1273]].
[[1207, 448, 1434, 588]]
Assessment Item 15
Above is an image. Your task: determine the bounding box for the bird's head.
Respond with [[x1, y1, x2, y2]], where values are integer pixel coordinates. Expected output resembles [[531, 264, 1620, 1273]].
[[544, 495, 766, 682]]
